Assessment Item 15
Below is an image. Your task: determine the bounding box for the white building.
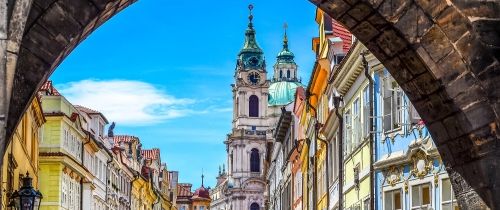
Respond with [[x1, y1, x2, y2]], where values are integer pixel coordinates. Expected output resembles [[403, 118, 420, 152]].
[[76, 106, 110, 210], [211, 5, 303, 210]]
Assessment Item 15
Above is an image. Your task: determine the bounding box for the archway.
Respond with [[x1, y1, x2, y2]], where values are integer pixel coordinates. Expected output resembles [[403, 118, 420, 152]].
[[1, 0, 499, 208]]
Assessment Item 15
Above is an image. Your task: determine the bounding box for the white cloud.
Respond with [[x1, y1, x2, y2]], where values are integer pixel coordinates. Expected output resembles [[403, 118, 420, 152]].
[[57, 79, 195, 125]]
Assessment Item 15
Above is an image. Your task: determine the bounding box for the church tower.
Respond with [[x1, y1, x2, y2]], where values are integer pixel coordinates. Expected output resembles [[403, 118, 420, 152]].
[[273, 24, 299, 82], [225, 4, 269, 210]]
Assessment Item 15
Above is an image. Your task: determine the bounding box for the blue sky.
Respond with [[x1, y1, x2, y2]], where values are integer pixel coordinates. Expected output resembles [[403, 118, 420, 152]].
[[50, 0, 317, 188]]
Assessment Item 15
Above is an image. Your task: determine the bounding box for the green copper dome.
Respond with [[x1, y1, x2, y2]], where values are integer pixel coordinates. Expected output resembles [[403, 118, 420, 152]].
[[268, 81, 304, 106]]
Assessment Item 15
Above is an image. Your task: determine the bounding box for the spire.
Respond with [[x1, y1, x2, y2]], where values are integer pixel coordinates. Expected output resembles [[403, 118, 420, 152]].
[[283, 22, 289, 50], [201, 169, 205, 187], [276, 22, 295, 64], [239, 4, 263, 56], [248, 4, 254, 29], [218, 165, 222, 176]]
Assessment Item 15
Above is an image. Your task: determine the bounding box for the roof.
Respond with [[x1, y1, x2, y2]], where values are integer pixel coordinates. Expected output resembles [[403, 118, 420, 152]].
[[113, 135, 139, 146], [75, 105, 109, 123], [177, 183, 193, 197], [39, 80, 61, 96], [268, 81, 304, 106], [141, 148, 160, 160], [192, 186, 210, 200]]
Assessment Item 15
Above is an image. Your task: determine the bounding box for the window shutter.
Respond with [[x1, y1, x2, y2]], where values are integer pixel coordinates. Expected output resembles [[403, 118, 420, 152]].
[[409, 103, 421, 124]]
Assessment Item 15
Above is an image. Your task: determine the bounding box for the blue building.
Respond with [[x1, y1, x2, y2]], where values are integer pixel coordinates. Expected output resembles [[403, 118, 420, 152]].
[[373, 69, 459, 210]]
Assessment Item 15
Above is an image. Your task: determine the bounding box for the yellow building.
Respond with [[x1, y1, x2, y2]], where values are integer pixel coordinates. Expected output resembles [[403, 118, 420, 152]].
[[304, 8, 336, 210], [38, 81, 94, 210], [0, 97, 45, 209]]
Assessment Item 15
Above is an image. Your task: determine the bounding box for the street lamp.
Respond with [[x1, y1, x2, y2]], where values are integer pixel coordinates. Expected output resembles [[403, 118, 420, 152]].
[[8, 172, 43, 210]]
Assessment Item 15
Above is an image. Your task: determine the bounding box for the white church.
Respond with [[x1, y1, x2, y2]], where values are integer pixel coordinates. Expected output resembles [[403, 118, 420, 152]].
[[210, 5, 303, 210]]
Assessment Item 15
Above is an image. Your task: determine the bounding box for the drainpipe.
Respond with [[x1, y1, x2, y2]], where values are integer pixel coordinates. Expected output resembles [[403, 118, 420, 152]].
[[362, 51, 375, 210], [334, 100, 344, 210]]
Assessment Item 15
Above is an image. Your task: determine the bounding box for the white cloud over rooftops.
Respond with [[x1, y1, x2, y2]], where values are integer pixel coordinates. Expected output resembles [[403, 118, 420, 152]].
[[57, 79, 196, 125]]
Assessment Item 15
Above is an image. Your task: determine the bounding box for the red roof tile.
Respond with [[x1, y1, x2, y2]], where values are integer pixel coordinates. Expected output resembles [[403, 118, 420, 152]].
[[177, 183, 193, 197], [113, 135, 140, 146], [39, 80, 61, 96], [141, 148, 160, 160]]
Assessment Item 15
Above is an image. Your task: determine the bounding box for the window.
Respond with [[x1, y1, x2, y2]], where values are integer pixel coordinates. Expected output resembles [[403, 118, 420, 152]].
[[381, 72, 404, 132], [280, 70, 283, 78], [250, 149, 260, 172], [411, 183, 431, 209], [249, 95, 259, 117], [250, 203, 260, 210], [294, 171, 302, 201], [287, 70, 290, 78], [344, 109, 352, 155], [442, 179, 459, 210], [384, 189, 402, 210], [317, 160, 326, 199], [352, 98, 361, 148], [363, 197, 370, 210], [99, 122, 104, 137]]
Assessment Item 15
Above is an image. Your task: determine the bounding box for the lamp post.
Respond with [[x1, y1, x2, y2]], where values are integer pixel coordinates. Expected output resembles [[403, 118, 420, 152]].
[[332, 94, 343, 210], [8, 172, 43, 210]]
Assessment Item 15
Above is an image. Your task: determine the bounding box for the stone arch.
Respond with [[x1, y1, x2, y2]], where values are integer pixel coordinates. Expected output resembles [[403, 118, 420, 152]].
[[6, 0, 136, 146], [310, 0, 499, 208], [2, 0, 499, 208]]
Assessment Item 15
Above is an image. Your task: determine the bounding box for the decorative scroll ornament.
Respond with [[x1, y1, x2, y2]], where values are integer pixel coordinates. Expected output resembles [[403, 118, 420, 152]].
[[386, 166, 401, 187], [404, 181, 409, 193], [411, 150, 433, 179]]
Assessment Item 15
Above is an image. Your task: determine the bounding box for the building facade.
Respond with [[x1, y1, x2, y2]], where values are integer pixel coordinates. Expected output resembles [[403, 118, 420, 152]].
[[373, 69, 460, 210], [38, 81, 92, 210], [0, 96, 44, 209]]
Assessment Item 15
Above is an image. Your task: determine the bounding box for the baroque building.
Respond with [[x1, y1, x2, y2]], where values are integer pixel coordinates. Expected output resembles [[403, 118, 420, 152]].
[[211, 5, 303, 210]]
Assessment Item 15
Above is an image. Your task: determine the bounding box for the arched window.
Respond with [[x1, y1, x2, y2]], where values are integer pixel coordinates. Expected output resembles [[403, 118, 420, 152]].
[[250, 203, 260, 210], [279, 70, 283, 78], [250, 148, 260, 172], [249, 95, 259, 117], [287, 70, 290, 78]]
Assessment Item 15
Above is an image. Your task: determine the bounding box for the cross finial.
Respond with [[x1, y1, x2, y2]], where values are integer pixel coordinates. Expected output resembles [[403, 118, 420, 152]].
[[283, 22, 289, 49], [248, 4, 254, 28]]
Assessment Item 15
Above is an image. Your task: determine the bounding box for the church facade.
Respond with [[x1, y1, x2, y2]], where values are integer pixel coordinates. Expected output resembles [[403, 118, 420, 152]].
[[210, 5, 303, 210]]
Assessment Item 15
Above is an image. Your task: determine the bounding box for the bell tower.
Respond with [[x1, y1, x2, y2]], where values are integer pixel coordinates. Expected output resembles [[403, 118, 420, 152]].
[[273, 23, 298, 82], [231, 4, 269, 130], [221, 5, 268, 210]]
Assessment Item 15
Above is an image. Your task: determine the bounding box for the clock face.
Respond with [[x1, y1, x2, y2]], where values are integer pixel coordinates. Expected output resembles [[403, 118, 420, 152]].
[[247, 72, 261, 85], [247, 56, 260, 67]]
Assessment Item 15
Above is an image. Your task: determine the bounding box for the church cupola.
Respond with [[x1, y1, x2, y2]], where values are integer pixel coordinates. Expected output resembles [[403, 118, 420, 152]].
[[237, 4, 265, 70], [273, 23, 298, 82]]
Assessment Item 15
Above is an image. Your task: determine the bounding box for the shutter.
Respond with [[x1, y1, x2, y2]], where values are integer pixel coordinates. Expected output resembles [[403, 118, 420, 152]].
[[410, 103, 421, 124]]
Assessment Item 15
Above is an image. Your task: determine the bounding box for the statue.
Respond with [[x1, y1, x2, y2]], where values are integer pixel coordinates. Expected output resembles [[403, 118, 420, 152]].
[[108, 122, 116, 137]]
